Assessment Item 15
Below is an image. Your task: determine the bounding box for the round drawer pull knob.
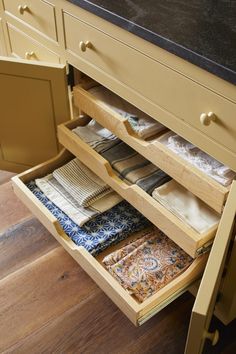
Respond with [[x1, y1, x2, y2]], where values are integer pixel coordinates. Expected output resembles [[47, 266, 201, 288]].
[[18, 5, 29, 14], [204, 329, 219, 346], [25, 51, 35, 59], [200, 112, 217, 126], [79, 41, 92, 52]]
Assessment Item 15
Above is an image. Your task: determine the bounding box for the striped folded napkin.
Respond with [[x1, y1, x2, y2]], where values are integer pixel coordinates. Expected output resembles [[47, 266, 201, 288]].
[[35, 174, 122, 226], [101, 141, 171, 194], [89, 86, 165, 139], [53, 158, 112, 207], [73, 119, 120, 153]]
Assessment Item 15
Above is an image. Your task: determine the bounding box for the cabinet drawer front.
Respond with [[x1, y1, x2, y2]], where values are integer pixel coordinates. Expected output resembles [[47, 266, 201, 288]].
[[73, 84, 229, 214], [3, 0, 57, 41], [57, 118, 218, 258], [63, 12, 236, 168], [7, 23, 60, 62], [12, 149, 208, 325]]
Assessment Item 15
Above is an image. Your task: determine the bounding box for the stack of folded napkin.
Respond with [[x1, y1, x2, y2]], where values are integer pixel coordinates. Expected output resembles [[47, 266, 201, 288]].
[[101, 141, 171, 194], [88, 85, 165, 139], [34, 158, 123, 228], [162, 133, 235, 186], [103, 226, 193, 302], [152, 180, 220, 234], [28, 180, 150, 255], [73, 119, 120, 153]]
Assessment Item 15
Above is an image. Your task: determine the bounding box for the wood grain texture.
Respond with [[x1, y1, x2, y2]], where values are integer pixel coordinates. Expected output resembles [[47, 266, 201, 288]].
[[4, 292, 193, 354], [0, 171, 236, 353], [0, 181, 32, 233], [0, 247, 98, 352], [0, 217, 58, 280]]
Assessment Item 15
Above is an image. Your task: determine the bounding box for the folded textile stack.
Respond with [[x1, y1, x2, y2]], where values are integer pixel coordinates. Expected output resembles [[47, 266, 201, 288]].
[[35, 174, 122, 226], [102, 226, 193, 302], [163, 133, 235, 186], [101, 141, 171, 194], [152, 180, 220, 234], [27, 180, 150, 255], [53, 158, 112, 207], [89, 85, 165, 139], [73, 119, 120, 153]]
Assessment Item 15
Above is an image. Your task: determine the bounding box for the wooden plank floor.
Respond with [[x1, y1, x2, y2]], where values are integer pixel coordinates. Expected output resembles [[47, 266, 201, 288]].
[[0, 171, 236, 354]]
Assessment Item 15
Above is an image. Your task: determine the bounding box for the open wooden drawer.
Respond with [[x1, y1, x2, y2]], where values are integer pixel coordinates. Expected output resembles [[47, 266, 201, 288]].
[[58, 117, 219, 258], [72, 84, 230, 214], [12, 148, 208, 326]]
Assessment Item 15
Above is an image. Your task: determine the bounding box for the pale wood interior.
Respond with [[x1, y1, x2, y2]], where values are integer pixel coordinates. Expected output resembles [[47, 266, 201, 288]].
[[11, 148, 208, 325], [58, 117, 219, 258], [73, 82, 230, 213]]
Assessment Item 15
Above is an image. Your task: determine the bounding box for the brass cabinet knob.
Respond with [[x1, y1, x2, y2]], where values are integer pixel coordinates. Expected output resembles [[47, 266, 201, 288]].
[[200, 112, 217, 126], [79, 41, 92, 52], [25, 51, 35, 59], [18, 5, 29, 14], [204, 329, 219, 346]]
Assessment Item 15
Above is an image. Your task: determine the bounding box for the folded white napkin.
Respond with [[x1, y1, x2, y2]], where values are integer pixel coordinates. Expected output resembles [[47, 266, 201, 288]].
[[163, 133, 235, 186]]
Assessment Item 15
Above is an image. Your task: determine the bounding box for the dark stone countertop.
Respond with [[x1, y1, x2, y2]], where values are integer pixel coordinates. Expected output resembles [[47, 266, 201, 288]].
[[68, 0, 236, 86]]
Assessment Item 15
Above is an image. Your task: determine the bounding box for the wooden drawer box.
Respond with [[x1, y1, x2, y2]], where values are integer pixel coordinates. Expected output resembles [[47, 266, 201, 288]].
[[6, 23, 60, 62], [3, 0, 57, 41], [57, 117, 218, 258], [73, 84, 230, 214], [63, 11, 236, 172], [11, 149, 207, 326]]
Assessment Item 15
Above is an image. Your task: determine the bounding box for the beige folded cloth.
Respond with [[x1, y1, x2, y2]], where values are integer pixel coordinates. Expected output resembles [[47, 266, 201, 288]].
[[35, 174, 122, 226], [152, 180, 220, 234], [89, 85, 165, 139], [53, 158, 112, 207]]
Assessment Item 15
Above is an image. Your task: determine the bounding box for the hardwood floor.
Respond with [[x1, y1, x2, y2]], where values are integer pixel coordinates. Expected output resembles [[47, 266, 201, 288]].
[[0, 170, 236, 354]]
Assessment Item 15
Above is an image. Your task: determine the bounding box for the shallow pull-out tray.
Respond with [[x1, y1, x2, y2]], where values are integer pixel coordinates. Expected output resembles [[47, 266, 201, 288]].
[[57, 117, 218, 258], [12, 149, 208, 326], [73, 84, 230, 214]]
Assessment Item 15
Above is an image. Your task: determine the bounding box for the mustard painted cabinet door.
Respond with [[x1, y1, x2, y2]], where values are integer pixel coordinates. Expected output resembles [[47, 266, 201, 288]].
[[0, 56, 70, 172], [185, 181, 236, 354]]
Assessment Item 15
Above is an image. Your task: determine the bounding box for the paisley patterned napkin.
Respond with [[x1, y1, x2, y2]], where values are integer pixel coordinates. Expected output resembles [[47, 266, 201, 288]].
[[103, 227, 193, 302]]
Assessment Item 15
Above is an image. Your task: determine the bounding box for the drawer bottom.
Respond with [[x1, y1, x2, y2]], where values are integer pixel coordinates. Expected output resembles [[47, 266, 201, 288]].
[[12, 149, 208, 325]]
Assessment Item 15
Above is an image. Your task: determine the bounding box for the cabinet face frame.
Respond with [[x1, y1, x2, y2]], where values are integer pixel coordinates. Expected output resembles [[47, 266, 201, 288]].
[[0, 55, 70, 171], [185, 181, 236, 354]]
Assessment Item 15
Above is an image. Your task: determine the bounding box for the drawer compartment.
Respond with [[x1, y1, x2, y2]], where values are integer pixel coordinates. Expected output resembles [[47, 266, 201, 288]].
[[3, 0, 57, 41], [58, 117, 218, 258], [73, 84, 229, 213], [12, 149, 207, 325], [63, 12, 236, 170], [6, 23, 60, 62]]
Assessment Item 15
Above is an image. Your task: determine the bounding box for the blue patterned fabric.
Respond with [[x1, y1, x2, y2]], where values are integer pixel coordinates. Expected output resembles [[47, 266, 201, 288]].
[[27, 181, 150, 256]]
